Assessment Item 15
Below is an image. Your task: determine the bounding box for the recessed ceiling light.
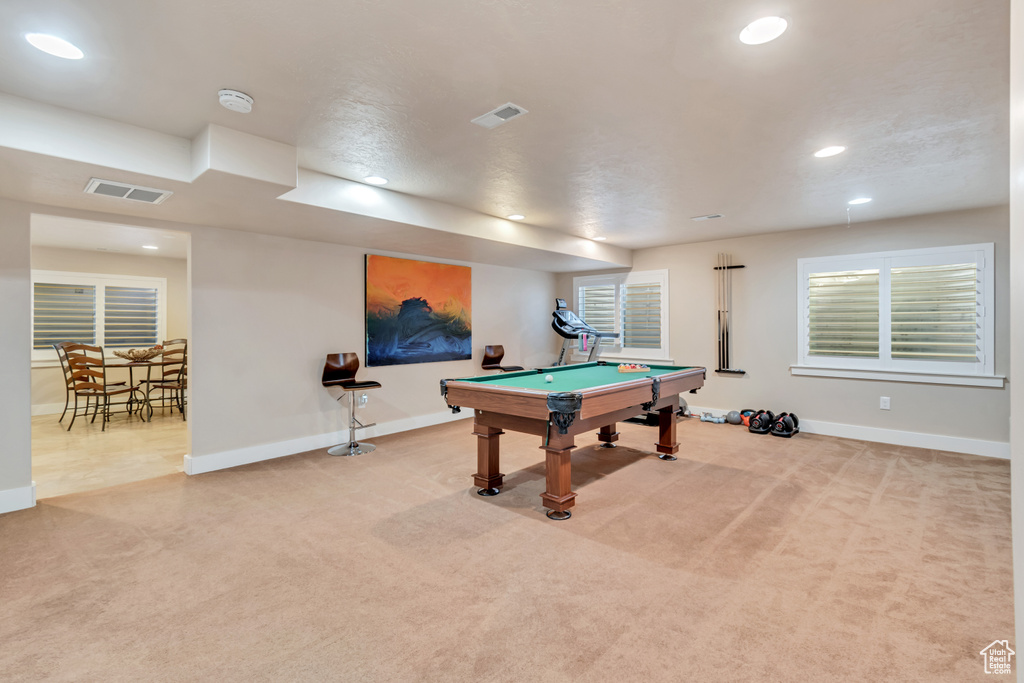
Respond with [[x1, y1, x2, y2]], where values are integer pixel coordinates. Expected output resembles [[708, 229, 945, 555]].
[[25, 33, 84, 59], [848, 198, 872, 205], [363, 176, 388, 185], [142, 245, 159, 250], [739, 17, 788, 45], [592, 236, 607, 241], [814, 146, 846, 158], [507, 214, 525, 221]]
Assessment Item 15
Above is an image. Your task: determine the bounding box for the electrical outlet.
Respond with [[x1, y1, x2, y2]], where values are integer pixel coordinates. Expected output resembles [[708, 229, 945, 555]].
[[880, 396, 890, 410]]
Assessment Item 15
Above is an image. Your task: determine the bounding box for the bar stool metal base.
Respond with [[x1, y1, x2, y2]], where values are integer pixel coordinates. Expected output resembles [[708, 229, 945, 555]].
[[328, 442, 376, 457], [328, 390, 376, 456]]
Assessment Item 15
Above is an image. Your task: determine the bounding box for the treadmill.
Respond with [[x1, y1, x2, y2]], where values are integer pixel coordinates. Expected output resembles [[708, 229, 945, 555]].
[[551, 298, 620, 365]]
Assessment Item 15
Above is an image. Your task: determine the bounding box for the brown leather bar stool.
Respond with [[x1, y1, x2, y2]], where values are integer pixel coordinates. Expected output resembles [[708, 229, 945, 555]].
[[482, 345, 524, 372], [322, 353, 382, 456]]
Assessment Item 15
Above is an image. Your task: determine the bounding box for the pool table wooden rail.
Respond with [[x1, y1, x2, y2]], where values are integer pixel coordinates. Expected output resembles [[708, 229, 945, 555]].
[[441, 366, 705, 423]]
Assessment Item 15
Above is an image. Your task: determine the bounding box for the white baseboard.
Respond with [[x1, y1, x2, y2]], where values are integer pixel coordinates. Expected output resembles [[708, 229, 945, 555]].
[[0, 482, 36, 515], [687, 405, 1009, 459], [31, 403, 64, 417], [184, 409, 471, 475]]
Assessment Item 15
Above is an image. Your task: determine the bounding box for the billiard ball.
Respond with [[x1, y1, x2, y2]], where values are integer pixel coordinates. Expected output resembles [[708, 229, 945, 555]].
[[545, 374, 554, 383]]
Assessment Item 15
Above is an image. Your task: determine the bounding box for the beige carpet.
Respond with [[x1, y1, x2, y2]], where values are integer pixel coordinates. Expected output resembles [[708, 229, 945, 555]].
[[0, 418, 1013, 681]]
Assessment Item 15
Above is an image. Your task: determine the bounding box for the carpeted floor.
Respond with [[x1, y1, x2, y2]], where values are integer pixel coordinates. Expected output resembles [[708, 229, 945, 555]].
[[0, 418, 1013, 681]]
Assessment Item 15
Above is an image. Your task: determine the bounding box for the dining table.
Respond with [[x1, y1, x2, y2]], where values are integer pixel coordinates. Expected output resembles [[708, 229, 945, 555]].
[[107, 359, 180, 421]]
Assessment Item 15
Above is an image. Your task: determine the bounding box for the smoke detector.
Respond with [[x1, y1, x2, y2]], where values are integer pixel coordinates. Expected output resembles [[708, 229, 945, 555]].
[[471, 102, 528, 129], [218, 89, 253, 113], [84, 178, 173, 204]]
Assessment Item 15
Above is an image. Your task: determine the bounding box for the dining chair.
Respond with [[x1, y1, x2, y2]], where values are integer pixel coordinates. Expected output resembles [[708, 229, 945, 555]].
[[64, 343, 142, 431], [54, 341, 126, 423], [482, 345, 524, 372], [321, 352, 381, 456], [53, 341, 74, 423], [140, 339, 187, 419]]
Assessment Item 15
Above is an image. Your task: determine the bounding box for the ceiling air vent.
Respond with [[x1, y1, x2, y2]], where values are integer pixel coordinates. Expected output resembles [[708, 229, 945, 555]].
[[471, 102, 529, 129], [83, 178, 173, 205], [690, 214, 724, 222]]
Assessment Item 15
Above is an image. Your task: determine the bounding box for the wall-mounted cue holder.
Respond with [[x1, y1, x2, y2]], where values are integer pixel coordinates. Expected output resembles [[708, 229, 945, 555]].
[[714, 253, 746, 375]]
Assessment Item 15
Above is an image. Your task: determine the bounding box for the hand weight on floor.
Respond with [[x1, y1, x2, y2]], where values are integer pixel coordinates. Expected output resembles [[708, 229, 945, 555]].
[[748, 409, 775, 434], [771, 412, 800, 438]]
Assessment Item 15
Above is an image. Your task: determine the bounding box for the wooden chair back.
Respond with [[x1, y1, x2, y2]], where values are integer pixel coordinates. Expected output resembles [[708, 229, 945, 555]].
[[482, 345, 506, 367], [53, 341, 74, 390], [160, 339, 187, 383], [65, 343, 108, 393], [322, 353, 359, 386]]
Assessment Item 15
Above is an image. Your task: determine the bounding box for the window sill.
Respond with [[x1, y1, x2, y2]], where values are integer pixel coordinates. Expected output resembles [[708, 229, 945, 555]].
[[570, 352, 675, 365], [790, 365, 1005, 388]]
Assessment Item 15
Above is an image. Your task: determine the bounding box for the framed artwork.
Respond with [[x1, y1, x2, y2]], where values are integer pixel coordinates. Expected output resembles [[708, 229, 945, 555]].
[[365, 255, 472, 366]]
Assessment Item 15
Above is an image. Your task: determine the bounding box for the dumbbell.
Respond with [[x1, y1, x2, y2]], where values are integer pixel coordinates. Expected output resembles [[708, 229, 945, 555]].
[[748, 409, 775, 434], [771, 412, 800, 438]]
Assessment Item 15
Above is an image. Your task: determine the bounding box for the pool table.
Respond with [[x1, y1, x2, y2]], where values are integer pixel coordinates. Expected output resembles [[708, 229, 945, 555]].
[[440, 361, 705, 519]]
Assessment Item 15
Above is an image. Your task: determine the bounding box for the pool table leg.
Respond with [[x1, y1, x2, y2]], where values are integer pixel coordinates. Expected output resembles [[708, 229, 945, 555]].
[[473, 422, 504, 496], [597, 424, 619, 448], [540, 431, 577, 520], [656, 402, 680, 461]]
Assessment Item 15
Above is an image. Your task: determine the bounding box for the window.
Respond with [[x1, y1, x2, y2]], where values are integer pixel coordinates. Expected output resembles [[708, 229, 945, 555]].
[[574, 269, 669, 360], [797, 244, 994, 378], [32, 270, 167, 362]]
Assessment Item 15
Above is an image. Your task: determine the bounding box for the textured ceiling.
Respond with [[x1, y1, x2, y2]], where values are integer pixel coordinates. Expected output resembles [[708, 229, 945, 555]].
[[0, 0, 1011, 252]]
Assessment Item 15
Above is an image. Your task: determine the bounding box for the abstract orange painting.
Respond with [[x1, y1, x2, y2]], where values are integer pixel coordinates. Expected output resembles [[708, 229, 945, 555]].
[[365, 255, 472, 366]]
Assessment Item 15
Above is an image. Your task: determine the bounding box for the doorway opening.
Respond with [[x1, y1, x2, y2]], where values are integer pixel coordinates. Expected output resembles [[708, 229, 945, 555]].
[[29, 214, 191, 498]]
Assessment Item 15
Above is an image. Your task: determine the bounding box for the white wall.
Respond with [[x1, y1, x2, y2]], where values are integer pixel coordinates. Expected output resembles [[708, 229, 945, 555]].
[[558, 205, 1010, 452], [0, 200, 34, 511], [29, 246, 188, 410], [180, 224, 557, 467]]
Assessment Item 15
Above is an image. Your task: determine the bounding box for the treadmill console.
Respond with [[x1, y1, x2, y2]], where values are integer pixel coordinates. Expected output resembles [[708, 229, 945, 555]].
[[552, 299, 596, 339]]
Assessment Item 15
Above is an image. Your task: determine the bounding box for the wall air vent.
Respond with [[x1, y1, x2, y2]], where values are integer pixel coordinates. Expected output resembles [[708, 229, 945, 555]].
[[471, 102, 529, 129], [690, 214, 724, 221], [83, 178, 173, 205]]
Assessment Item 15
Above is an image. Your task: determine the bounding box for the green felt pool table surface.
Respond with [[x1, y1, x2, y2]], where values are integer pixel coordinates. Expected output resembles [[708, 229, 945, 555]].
[[458, 362, 698, 392]]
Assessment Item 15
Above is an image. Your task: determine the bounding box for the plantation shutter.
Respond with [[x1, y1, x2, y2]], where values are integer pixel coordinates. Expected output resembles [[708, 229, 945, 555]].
[[621, 282, 661, 348], [890, 263, 978, 362], [104, 286, 160, 348], [33, 282, 96, 349], [577, 284, 618, 350], [807, 268, 880, 358]]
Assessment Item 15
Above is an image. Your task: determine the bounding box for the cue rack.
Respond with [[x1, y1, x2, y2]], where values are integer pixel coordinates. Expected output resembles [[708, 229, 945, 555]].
[[714, 253, 745, 375]]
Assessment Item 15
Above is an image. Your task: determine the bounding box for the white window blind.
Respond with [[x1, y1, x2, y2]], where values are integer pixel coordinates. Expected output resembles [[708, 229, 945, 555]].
[[622, 282, 662, 348], [31, 271, 167, 362], [797, 244, 992, 377], [890, 263, 978, 363], [807, 268, 879, 358], [573, 270, 669, 359], [578, 284, 618, 342], [104, 285, 160, 348], [33, 282, 97, 349]]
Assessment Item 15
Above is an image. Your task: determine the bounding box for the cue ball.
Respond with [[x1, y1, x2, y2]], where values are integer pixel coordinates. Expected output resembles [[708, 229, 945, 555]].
[[544, 374, 554, 383]]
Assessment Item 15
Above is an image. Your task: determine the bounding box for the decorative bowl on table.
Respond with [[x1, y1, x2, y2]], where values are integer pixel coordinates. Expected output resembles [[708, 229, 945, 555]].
[[113, 347, 162, 362]]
